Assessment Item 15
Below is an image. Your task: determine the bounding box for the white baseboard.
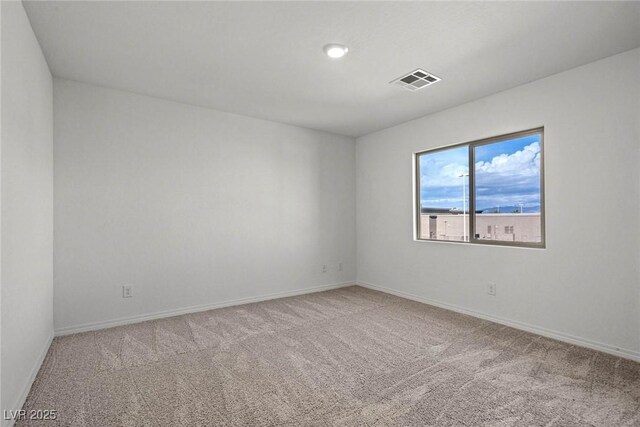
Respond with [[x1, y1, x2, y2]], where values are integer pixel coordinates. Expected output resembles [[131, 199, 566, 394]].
[[3, 331, 54, 427], [55, 281, 355, 336], [357, 281, 640, 363]]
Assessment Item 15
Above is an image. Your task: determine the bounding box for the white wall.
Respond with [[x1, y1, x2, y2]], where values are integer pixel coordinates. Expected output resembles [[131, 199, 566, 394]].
[[356, 48, 640, 359], [1, 0, 54, 420], [53, 79, 356, 333], [1, 0, 3, 416]]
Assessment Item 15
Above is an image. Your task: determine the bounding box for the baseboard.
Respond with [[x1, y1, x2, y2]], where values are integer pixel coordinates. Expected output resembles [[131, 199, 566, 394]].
[[55, 281, 355, 336], [3, 331, 54, 427], [357, 281, 640, 363]]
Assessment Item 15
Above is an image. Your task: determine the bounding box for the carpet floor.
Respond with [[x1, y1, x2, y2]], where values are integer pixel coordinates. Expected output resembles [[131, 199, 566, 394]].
[[18, 286, 640, 426]]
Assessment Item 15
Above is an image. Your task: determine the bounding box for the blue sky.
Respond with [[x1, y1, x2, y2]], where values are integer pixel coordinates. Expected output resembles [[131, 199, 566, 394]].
[[419, 134, 541, 211]]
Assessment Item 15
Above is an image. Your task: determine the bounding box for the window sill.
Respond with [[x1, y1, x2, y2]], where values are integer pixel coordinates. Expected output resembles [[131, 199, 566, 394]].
[[412, 238, 545, 250]]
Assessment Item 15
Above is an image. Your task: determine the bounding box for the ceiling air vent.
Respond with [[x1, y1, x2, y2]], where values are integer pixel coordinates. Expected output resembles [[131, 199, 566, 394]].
[[390, 69, 441, 91]]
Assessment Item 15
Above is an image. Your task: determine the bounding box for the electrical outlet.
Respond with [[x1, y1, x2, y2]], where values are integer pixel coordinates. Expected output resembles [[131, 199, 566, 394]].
[[321, 264, 327, 273], [123, 285, 133, 298], [487, 283, 496, 296], [338, 262, 343, 272]]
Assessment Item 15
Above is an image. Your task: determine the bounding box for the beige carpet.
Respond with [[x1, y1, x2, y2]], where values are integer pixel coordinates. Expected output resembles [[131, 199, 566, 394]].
[[18, 286, 640, 426]]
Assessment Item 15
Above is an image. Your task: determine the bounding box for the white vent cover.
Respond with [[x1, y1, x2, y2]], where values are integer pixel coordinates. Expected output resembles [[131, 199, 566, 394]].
[[390, 69, 441, 91]]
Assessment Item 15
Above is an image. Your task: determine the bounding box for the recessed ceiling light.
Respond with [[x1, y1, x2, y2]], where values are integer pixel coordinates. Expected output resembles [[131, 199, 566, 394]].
[[323, 44, 348, 59]]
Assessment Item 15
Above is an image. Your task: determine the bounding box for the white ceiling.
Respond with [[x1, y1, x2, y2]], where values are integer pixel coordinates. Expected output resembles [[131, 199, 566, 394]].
[[23, 1, 640, 137]]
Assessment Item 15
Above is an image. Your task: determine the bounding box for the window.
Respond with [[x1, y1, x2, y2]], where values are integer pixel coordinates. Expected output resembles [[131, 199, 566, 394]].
[[415, 128, 544, 248]]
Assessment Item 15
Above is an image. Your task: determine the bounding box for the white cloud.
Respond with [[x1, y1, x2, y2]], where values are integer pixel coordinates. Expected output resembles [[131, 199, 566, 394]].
[[475, 142, 540, 177], [420, 161, 468, 188]]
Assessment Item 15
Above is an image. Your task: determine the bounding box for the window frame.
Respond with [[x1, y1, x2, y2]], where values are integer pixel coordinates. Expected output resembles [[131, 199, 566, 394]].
[[414, 127, 545, 249]]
